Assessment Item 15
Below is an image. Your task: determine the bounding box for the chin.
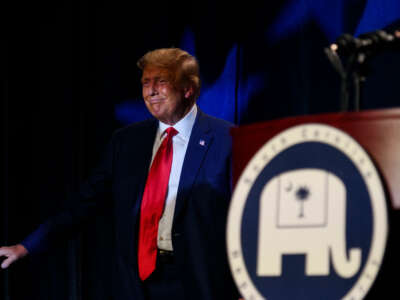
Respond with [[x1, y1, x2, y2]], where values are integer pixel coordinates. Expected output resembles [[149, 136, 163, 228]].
[[147, 107, 163, 118], [151, 113, 169, 123]]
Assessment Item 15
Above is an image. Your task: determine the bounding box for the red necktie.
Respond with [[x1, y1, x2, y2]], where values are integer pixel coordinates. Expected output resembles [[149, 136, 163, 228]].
[[138, 127, 178, 281]]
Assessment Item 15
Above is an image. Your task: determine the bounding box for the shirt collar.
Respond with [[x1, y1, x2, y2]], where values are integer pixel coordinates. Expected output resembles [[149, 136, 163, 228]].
[[158, 104, 197, 141]]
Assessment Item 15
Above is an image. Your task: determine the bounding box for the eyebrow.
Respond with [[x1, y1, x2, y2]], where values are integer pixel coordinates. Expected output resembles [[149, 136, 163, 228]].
[[141, 75, 169, 83]]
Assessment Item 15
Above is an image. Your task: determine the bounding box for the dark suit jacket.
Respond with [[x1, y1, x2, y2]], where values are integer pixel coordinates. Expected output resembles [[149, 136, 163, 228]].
[[22, 109, 238, 299]]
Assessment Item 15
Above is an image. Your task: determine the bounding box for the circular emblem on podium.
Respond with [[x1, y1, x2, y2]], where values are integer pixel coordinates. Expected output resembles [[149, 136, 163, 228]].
[[227, 124, 388, 300]]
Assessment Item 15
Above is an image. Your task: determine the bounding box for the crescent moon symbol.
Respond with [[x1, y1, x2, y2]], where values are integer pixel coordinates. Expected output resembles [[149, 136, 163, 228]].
[[285, 181, 293, 192]]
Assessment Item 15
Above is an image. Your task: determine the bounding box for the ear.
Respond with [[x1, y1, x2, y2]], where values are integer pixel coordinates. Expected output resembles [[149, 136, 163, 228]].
[[183, 86, 194, 99]]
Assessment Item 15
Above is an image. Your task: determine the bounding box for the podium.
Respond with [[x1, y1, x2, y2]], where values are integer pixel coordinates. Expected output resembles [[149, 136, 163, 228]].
[[228, 108, 400, 300]]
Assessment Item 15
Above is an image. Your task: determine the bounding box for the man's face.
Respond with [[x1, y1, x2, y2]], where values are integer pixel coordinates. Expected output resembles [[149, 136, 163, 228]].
[[141, 66, 192, 125]]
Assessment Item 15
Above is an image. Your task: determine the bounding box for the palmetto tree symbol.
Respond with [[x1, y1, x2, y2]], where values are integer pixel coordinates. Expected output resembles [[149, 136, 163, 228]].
[[295, 186, 310, 218]]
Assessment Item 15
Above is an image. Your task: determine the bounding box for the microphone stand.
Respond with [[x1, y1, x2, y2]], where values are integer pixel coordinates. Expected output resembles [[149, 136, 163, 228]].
[[326, 29, 400, 111], [325, 45, 368, 112]]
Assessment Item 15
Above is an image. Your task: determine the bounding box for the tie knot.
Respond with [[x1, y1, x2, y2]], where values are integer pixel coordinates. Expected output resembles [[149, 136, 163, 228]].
[[165, 127, 178, 138]]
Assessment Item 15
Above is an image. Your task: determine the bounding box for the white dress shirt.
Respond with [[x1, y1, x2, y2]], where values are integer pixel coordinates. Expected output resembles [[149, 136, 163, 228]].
[[150, 104, 197, 251]]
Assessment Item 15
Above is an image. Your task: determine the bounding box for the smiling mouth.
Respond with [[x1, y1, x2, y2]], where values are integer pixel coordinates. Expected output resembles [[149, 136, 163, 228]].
[[147, 98, 164, 104]]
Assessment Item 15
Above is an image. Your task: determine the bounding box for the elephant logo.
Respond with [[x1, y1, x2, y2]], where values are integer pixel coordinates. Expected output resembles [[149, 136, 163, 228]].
[[227, 123, 388, 300], [257, 168, 362, 278]]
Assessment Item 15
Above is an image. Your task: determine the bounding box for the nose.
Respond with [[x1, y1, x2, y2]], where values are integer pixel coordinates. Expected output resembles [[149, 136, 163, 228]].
[[149, 82, 158, 96]]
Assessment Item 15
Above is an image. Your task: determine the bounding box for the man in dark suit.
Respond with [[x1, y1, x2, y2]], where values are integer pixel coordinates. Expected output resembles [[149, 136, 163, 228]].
[[0, 48, 238, 299]]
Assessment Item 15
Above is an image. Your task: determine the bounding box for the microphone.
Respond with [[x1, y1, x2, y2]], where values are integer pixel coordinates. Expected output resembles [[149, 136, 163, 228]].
[[330, 29, 400, 56]]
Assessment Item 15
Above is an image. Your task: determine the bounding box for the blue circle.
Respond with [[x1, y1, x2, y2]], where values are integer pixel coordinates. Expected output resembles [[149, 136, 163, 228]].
[[241, 142, 372, 299]]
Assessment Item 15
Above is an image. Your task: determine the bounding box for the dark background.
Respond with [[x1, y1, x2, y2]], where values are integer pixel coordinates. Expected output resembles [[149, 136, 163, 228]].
[[2, 0, 399, 299]]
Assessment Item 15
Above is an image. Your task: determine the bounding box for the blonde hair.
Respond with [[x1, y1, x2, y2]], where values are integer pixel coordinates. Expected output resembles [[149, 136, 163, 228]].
[[137, 48, 201, 99]]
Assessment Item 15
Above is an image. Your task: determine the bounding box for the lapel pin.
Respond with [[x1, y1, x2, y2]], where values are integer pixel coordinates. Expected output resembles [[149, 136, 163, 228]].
[[199, 140, 206, 146]]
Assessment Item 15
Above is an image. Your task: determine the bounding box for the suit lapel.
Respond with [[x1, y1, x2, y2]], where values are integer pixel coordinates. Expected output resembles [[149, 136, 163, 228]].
[[130, 119, 158, 224], [173, 110, 213, 220]]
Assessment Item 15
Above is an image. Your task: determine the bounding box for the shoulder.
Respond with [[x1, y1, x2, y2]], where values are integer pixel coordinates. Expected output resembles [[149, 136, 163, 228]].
[[198, 110, 235, 135]]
